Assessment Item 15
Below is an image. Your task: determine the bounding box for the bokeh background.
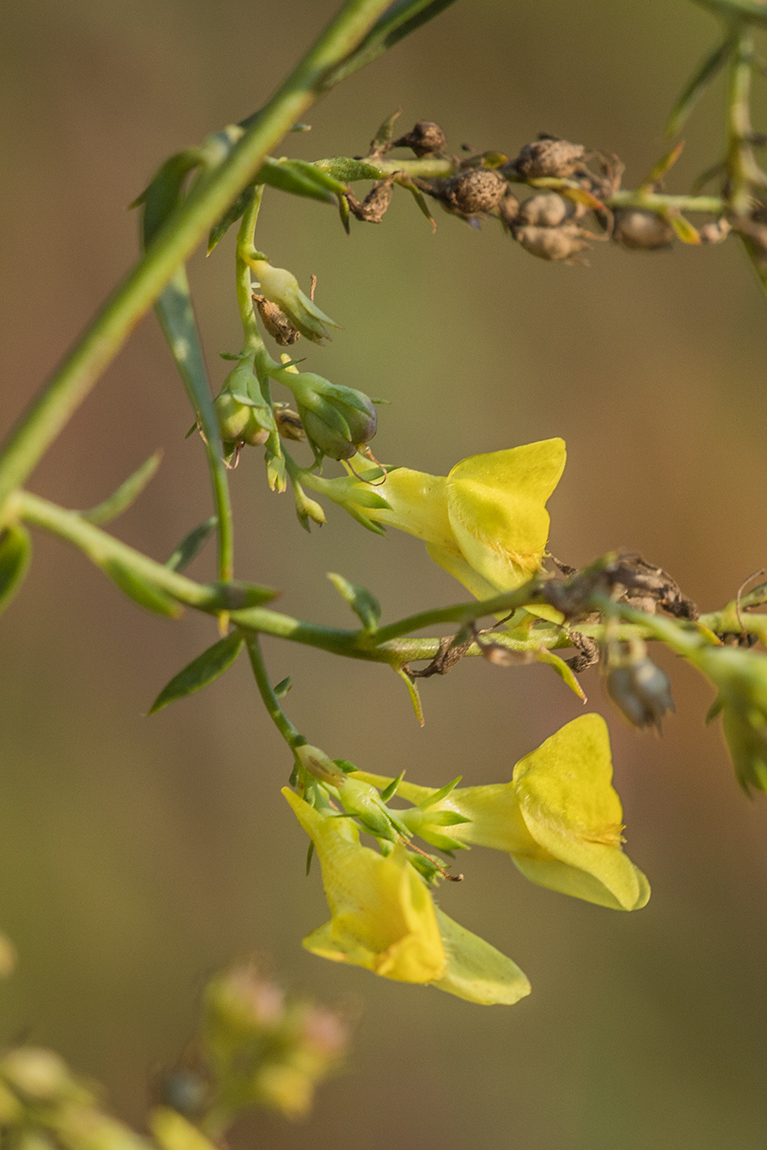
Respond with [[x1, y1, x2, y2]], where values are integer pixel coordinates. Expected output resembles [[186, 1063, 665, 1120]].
[[2, 1, 767, 1147]]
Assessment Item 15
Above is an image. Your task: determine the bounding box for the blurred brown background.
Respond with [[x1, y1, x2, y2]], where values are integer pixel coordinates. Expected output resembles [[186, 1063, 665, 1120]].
[[2, 1, 767, 1147]]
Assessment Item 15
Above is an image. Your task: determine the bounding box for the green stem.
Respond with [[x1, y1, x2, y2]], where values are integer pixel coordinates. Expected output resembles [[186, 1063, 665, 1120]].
[[605, 191, 726, 214], [726, 22, 759, 216], [243, 631, 305, 750], [0, 0, 398, 520], [236, 186, 266, 349]]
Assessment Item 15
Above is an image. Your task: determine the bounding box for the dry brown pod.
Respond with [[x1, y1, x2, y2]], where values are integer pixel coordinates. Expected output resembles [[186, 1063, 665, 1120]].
[[253, 295, 301, 345], [698, 218, 732, 245], [613, 209, 674, 250], [514, 222, 594, 263], [392, 120, 446, 157], [442, 167, 507, 215], [517, 192, 575, 228], [510, 137, 586, 179]]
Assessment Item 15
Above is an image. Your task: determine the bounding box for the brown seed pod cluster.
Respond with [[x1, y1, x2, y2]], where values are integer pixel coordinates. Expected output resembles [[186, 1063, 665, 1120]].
[[440, 167, 507, 216], [507, 136, 587, 180]]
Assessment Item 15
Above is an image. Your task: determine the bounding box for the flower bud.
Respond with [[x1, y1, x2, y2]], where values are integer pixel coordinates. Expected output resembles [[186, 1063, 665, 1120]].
[[214, 355, 276, 448], [510, 137, 585, 179], [295, 744, 346, 784], [607, 657, 675, 731], [442, 168, 507, 215], [393, 120, 446, 157], [517, 192, 575, 228], [514, 222, 593, 263], [214, 391, 251, 444], [272, 369, 377, 461], [613, 209, 674, 250]]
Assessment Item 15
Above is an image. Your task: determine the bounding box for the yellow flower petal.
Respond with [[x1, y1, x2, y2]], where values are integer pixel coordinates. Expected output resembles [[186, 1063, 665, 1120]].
[[446, 439, 566, 592], [283, 789, 445, 983], [371, 468, 455, 551], [431, 908, 531, 1005], [511, 714, 650, 910]]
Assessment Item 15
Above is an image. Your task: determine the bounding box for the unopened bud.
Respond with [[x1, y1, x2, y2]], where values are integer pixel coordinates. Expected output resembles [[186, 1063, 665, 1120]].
[[607, 657, 675, 731], [442, 168, 507, 215], [393, 120, 446, 157], [295, 744, 345, 784], [517, 192, 575, 228], [613, 209, 674, 250], [510, 137, 585, 179], [514, 222, 593, 263]]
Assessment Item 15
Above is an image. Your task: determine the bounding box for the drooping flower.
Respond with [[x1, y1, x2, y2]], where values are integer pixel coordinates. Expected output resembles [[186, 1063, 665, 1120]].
[[283, 789, 530, 1005], [245, 258, 341, 344], [354, 714, 650, 912]]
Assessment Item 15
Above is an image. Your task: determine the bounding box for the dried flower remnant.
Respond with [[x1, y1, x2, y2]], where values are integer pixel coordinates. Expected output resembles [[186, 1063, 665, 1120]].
[[393, 119, 447, 157], [517, 193, 576, 228], [347, 177, 395, 223], [607, 654, 675, 731], [274, 404, 305, 441], [253, 294, 301, 345], [514, 221, 595, 264]]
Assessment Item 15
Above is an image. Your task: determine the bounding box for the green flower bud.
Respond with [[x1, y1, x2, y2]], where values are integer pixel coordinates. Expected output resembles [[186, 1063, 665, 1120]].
[[295, 744, 346, 785], [245, 258, 341, 345], [214, 354, 276, 448], [271, 368, 377, 461]]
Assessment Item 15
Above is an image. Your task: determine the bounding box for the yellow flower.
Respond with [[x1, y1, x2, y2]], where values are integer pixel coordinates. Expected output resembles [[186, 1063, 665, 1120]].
[[245, 258, 341, 344], [283, 789, 530, 1005], [354, 714, 650, 912]]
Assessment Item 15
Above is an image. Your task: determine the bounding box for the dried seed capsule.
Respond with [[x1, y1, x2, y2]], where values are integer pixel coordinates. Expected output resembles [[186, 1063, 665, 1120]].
[[443, 168, 507, 215], [274, 405, 305, 441], [393, 120, 446, 157], [613, 209, 674, 250], [514, 222, 593, 263], [511, 137, 585, 179], [347, 178, 394, 223], [607, 658, 675, 731], [517, 192, 574, 228]]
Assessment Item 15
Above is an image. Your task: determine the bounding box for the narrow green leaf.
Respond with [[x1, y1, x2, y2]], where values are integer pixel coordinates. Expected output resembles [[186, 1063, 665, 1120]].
[[202, 579, 278, 609], [285, 159, 349, 197], [639, 141, 685, 190], [83, 451, 163, 526], [165, 517, 217, 572], [149, 632, 244, 714], [333, 758, 360, 774], [664, 211, 701, 245], [101, 558, 182, 617], [327, 572, 381, 631], [338, 192, 351, 234], [665, 37, 733, 137], [314, 157, 387, 182], [207, 186, 254, 255], [693, 0, 767, 27], [139, 150, 202, 248], [395, 666, 425, 726], [324, 0, 460, 88], [273, 675, 292, 698], [0, 524, 31, 617], [706, 695, 725, 723], [306, 841, 315, 876], [257, 157, 337, 203], [395, 174, 437, 230], [370, 108, 402, 154], [535, 649, 587, 701]]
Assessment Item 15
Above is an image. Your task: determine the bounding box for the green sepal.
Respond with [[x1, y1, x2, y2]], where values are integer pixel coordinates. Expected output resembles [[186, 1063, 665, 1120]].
[[165, 516, 217, 572], [338, 193, 351, 234], [420, 776, 462, 809], [639, 140, 685, 190], [333, 759, 360, 774], [314, 157, 386, 182], [664, 211, 701, 245], [347, 489, 391, 511], [149, 632, 244, 714], [101, 557, 183, 617], [83, 451, 163, 525], [202, 580, 278, 609], [396, 173, 436, 230], [327, 572, 381, 631], [0, 524, 32, 617], [380, 771, 406, 801], [665, 36, 734, 138], [273, 676, 292, 699], [535, 648, 587, 701]]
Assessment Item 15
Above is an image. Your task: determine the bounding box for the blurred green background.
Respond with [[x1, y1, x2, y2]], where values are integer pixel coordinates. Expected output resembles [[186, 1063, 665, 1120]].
[[2, 1, 767, 1147]]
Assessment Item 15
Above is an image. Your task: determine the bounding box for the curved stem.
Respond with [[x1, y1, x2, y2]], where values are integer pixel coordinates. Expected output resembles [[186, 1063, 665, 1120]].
[[243, 630, 305, 750], [0, 0, 398, 520], [236, 186, 266, 350]]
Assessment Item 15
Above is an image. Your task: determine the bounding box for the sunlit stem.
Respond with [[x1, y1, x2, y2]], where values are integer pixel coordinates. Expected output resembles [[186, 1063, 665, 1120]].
[[236, 185, 266, 350], [726, 23, 759, 217], [243, 630, 305, 756]]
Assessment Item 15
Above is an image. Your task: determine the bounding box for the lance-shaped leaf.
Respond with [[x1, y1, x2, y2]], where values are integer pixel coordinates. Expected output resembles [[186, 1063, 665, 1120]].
[[369, 108, 402, 154], [0, 524, 31, 617], [151, 1108, 218, 1150], [395, 666, 425, 726], [535, 648, 587, 701], [165, 517, 217, 572], [101, 558, 182, 617], [201, 580, 278, 609], [666, 36, 734, 137], [208, 185, 254, 255], [149, 632, 244, 714], [395, 173, 436, 230], [257, 157, 338, 203], [639, 141, 685, 190], [327, 572, 381, 631], [324, 0, 460, 87], [664, 211, 701, 245], [82, 451, 163, 526]]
